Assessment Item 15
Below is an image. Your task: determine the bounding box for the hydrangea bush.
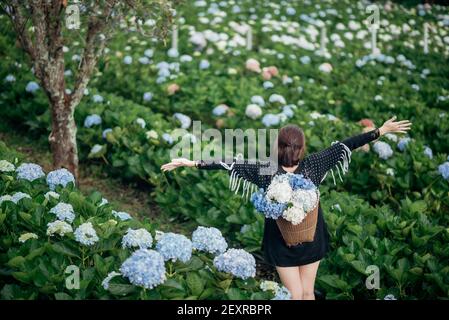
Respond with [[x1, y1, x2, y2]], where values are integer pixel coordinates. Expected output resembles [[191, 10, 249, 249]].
[[0, 155, 280, 300]]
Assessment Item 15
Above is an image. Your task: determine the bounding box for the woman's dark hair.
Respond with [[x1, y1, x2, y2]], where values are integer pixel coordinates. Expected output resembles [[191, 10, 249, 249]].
[[277, 125, 306, 167]]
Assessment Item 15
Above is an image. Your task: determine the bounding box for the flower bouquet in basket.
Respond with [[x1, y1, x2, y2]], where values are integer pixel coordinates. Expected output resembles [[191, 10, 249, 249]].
[[251, 173, 320, 246]]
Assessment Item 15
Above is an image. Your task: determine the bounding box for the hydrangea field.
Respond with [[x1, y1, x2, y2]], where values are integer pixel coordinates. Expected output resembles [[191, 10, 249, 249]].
[[1, 0, 449, 300]]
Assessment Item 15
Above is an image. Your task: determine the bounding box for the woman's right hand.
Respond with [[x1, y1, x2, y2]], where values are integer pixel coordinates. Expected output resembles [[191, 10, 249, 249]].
[[379, 116, 412, 135], [161, 158, 196, 172]]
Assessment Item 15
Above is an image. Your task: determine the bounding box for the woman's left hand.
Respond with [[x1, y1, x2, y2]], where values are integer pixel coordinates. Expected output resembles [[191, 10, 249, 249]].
[[379, 116, 412, 135]]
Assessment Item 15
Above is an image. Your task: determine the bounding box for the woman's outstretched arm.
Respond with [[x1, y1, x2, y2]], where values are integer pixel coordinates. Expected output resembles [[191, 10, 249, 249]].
[[161, 157, 272, 197], [304, 116, 412, 185]]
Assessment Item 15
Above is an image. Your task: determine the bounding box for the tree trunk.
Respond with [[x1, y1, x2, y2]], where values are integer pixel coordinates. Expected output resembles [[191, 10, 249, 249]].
[[48, 98, 79, 180]]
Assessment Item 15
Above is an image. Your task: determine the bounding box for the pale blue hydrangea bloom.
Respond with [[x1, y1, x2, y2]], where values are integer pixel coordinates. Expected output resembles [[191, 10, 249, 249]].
[[138, 56, 150, 65], [282, 105, 295, 118], [212, 104, 228, 116], [251, 190, 286, 219], [439, 162, 449, 180], [102, 271, 121, 290], [112, 210, 132, 221], [46, 168, 75, 190], [199, 59, 210, 70], [397, 137, 411, 151], [263, 81, 274, 89], [213, 248, 256, 280], [373, 141, 394, 160], [50, 202, 75, 223], [272, 286, 291, 300], [167, 48, 179, 58], [122, 228, 153, 249], [156, 232, 193, 263], [120, 249, 166, 289], [123, 56, 133, 64], [162, 133, 174, 144], [11, 192, 32, 204], [250, 95, 265, 107], [74, 222, 99, 246], [102, 128, 113, 139], [268, 94, 286, 104], [424, 146, 433, 159], [16, 163, 45, 181], [84, 114, 102, 128], [173, 113, 191, 129], [5, 74, 16, 82], [180, 54, 192, 62], [26, 81, 40, 93], [144, 49, 154, 58], [192, 226, 227, 254], [300, 56, 311, 64], [92, 94, 104, 103], [143, 92, 153, 102], [384, 294, 397, 300], [262, 114, 281, 127]]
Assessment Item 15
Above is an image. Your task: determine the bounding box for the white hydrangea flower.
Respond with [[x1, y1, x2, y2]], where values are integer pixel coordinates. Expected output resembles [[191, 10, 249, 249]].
[[282, 205, 307, 225], [266, 175, 293, 203], [260, 280, 280, 292], [0, 160, 15, 172], [47, 220, 73, 237], [19, 232, 38, 243], [44, 191, 60, 201], [245, 104, 262, 119]]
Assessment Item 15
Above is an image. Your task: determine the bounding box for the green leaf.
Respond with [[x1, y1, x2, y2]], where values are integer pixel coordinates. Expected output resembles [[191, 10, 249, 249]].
[[107, 283, 137, 296], [186, 272, 205, 296], [8, 256, 26, 268], [52, 243, 79, 258], [55, 292, 73, 300]]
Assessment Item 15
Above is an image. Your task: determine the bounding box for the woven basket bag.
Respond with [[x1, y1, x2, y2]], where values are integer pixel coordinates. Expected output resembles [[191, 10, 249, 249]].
[[275, 191, 320, 247]]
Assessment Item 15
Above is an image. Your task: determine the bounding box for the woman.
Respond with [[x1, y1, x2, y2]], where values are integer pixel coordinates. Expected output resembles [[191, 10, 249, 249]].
[[161, 116, 411, 300]]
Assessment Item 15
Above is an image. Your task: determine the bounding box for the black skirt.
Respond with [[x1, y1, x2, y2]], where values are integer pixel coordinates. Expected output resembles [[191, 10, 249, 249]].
[[262, 204, 330, 267]]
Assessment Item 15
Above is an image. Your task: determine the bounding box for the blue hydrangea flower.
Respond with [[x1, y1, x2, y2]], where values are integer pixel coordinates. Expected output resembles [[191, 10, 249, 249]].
[[424, 146, 433, 159], [92, 94, 104, 103], [122, 228, 153, 249], [16, 163, 45, 181], [272, 286, 291, 300], [289, 174, 316, 190], [192, 226, 228, 255], [438, 162, 449, 180], [102, 128, 113, 139], [300, 56, 311, 64], [143, 92, 153, 102], [156, 232, 193, 263], [101, 271, 121, 290], [112, 210, 132, 221], [74, 222, 99, 246], [199, 59, 210, 70], [84, 114, 102, 128], [262, 114, 281, 127], [251, 95, 265, 107], [212, 104, 229, 116], [50, 202, 75, 223], [144, 49, 154, 58], [213, 248, 256, 280], [251, 190, 286, 219], [123, 56, 133, 65], [397, 137, 411, 151], [138, 56, 150, 65], [263, 81, 274, 89], [26, 81, 40, 93], [11, 192, 32, 204], [46, 168, 75, 190], [384, 294, 397, 300], [162, 133, 174, 144], [119, 249, 166, 289], [373, 141, 394, 160]]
